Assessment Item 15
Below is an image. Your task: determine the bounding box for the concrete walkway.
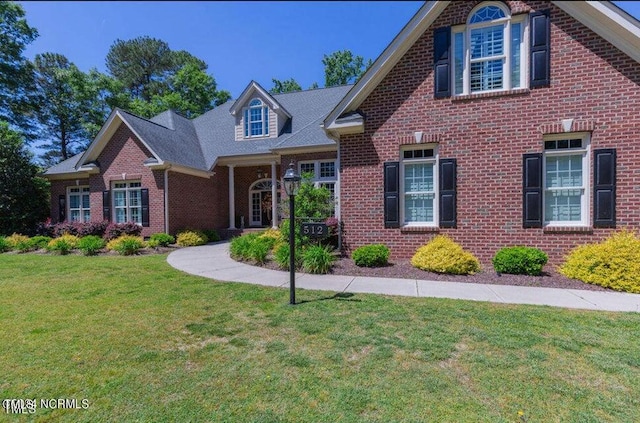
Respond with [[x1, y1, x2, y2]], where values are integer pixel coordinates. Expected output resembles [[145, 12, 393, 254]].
[[167, 242, 640, 313]]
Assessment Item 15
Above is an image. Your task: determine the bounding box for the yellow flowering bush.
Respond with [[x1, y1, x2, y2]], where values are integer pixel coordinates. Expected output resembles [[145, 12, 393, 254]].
[[47, 234, 80, 255], [106, 235, 146, 256], [411, 235, 480, 275], [176, 230, 208, 247], [6, 233, 31, 252], [258, 228, 282, 242], [559, 230, 640, 293]]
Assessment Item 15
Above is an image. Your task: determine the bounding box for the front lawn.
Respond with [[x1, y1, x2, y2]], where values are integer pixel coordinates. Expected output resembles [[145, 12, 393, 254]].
[[1, 254, 639, 422]]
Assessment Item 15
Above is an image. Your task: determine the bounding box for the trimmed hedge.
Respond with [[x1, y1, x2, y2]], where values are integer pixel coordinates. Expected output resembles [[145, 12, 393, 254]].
[[352, 244, 390, 267], [411, 235, 480, 275], [492, 246, 548, 276]]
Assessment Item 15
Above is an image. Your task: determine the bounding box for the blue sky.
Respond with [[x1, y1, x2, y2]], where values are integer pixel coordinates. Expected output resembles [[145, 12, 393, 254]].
[[18, 1, 640, 99]]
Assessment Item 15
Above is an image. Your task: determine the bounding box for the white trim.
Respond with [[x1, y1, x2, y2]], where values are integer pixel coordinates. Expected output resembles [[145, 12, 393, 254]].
[[164, 169, 169, 234], [67, 186, 91, 223], [248, 178, 280, 227], [229, 81, 291, 117], [542, 133, 591, 227], [400, 145, 439, 227], [271, 162, 278, 229], [111, 180, 143, 225], [228, 165, 236, 230]]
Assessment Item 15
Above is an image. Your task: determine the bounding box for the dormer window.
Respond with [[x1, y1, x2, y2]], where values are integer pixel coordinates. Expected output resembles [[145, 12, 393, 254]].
[[244, 98, 269, 137]]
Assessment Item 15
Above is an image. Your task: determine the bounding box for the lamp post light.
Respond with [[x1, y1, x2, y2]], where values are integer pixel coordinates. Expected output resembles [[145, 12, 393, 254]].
[[283, 162, 301, 305]]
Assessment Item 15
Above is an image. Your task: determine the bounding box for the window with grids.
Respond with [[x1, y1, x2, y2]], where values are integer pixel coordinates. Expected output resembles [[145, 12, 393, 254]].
[[298, 160, 337, 213], [453, 3, 525, 95], [544, 138, 589, 225], [68, 186, 90, 223], [243, 98, 269, 137], [402, 148, 436, 225], [113, 182, 142, 224]]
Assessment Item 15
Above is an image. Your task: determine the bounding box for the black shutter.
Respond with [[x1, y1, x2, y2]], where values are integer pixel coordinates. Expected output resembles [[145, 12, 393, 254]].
[[439, 158, 457, 228], [593, 149, 616, 228], [58, 194, 66, 223], [433, 26, 451, 98], [141, 188, 150, 227], [523, 153, 543, 228], [384, 162, 400, 228], [530, 9, 551, 88], [103, 190, 111, 221]]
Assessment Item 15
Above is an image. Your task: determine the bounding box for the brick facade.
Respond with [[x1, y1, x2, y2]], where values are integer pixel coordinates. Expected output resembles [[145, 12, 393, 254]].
[[338, 1, 640, 265]]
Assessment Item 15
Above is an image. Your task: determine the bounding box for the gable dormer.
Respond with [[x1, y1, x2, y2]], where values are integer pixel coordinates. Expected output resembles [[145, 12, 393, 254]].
[[229, 81, 291, 141]]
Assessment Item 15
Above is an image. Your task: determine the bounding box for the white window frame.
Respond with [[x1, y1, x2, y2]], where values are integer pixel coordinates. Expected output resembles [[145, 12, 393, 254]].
[[452, 2, 528, 96], [243, 98, 269, 138], [67, 186, 91, 223], [298, 160, 338, 216], [543, 133, 591, 227], [400, 145, 439, 227], [112, 181, 143, 225]]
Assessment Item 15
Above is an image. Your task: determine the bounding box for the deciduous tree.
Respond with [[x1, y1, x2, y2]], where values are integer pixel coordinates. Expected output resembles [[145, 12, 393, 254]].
[[322, 50, 372, 87], [270, 78, 302, 94]]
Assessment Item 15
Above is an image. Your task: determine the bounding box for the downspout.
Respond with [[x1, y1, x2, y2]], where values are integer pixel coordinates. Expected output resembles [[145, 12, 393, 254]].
[[164, 168, 170, 234], [326, 129, 342, 253]]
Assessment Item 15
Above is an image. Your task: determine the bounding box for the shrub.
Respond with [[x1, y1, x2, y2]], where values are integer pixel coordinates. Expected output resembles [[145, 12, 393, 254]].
[[352, 244, 390, 267], [411, 235, 480, 275], [258, 228, 282, 242], [106, 235, 146, 256], [0, 237, 10, 253], [7, 233, 32, 252], [52, 222, 82, 237], [78, 221, 109, 237], [202, 229, 220, 242], [229, 233, 260, 260], [104, 222, 142, 241], [560, 230, 640, 293], [35, 218, 54, 237], [273, 243, 303, 271], [248, 237, 275, 265], [176, 230, 207, 247], [29, 235, 52, 250], [77, 235, 106, 256], [492, 246, 548, 276], [148, 233, 175, 248], [47, 234, 80, 255], [302, 245, 335, 274]]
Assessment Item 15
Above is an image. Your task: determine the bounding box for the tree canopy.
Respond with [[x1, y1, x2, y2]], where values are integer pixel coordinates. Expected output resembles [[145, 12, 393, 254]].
[[270, 78, 302, 94], [0, 121, 49, 236], [322, 50, 372, 87]]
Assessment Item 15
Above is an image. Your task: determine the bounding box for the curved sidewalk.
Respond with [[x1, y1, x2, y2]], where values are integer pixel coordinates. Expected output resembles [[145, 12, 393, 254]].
[[167, 242, 640, 313]]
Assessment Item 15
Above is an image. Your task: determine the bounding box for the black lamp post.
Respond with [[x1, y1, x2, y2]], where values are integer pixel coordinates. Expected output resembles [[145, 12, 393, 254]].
[[283, 162, 301, 305]]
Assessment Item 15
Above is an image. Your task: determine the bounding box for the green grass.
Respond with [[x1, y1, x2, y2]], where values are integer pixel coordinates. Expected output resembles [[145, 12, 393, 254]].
[[1, 254, 640, 422]]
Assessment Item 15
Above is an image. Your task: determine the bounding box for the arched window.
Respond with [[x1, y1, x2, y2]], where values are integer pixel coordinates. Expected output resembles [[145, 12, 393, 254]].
[[243, 98, 269, 137], [452, 2, 526, 95]]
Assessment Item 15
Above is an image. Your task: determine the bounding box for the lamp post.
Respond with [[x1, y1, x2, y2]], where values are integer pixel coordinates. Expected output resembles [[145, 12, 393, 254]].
[[283, 162, 301, 305]]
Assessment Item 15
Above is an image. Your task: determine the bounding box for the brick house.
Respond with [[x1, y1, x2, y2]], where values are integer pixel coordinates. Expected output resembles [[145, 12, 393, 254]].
[[44, 81, 350, 238], [322, 0, 640, 264], [45, 1, 640, 265]]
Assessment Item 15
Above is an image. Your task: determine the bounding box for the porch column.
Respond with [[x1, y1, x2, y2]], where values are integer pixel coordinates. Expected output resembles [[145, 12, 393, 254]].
[[228, 164, 236, 229], [271, 161, 278, 229]]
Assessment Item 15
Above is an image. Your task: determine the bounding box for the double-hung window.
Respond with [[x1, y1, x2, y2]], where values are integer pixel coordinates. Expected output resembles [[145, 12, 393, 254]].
[[452, 3, 526, 95], [68, 186, 90, 223], [299, 160, 338, 215], [243, 98, 269, 137], [113, 181, 142, 224], [543, 136, 589, 226], [401, 147, 437, 226]]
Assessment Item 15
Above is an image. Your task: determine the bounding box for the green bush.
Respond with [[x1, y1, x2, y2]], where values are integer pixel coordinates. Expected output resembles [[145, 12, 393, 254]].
[[248, 237, 275, 265], [106, 235, 146, 256], [77, 235, 106, 256], [411, 235, 480, 275], [7, 233, 31, 252], [148, 233, 175, 248], [176, 230, 207, 247], [492, 246, 548, 276], [29, 235, 52, 250], [229, 233, 260, 261], [302, 245, 335, 274], [560, 230, 640, 293], [274, 243, 302, 271], [352, 244, 390, 267], [0, 237, 10, 253], [47, 234, 80, 255], [202, 229, 220, 242]]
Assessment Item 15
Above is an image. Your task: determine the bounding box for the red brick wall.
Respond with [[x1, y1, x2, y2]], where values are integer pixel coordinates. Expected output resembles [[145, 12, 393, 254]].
[[168, 168, 228, 234], [339, 1, 640, 265]]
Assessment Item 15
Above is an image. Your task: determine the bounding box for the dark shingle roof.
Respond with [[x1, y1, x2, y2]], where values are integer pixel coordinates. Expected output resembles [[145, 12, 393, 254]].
[[45, 84, 352, 176]]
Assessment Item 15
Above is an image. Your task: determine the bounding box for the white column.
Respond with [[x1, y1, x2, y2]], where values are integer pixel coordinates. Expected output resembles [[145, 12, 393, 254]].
[[271, 162, 278, 229], [228, 165, 236, 229]]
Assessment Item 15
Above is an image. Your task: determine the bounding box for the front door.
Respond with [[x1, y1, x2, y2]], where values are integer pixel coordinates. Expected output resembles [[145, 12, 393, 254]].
[[249, 179, 279, 227]]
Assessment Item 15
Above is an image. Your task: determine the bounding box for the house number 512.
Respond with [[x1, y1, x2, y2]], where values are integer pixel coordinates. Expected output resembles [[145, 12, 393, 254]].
[[301, 223, 328, 239]]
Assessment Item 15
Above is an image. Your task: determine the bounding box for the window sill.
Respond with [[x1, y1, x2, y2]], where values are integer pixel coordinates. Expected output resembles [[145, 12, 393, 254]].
[[543, 226, 593, 234], [400, 226, 440, 233], [452, 88, 530, 102]]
